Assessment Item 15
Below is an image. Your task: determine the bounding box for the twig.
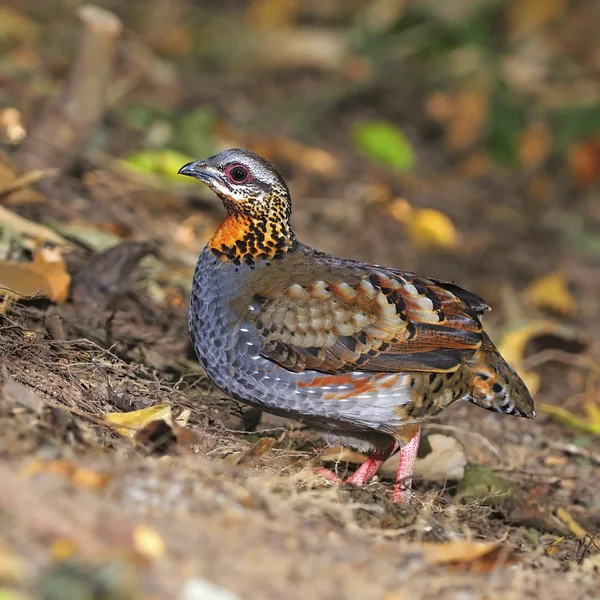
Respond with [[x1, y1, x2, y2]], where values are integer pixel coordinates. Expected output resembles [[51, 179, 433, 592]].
[[15, 5, 122, 173], [522, 349, 598, 372], [0, 167, 58, 198]]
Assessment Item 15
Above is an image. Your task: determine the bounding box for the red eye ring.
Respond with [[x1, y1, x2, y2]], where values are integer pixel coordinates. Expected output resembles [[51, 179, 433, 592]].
[[225, 164, 251, 184]]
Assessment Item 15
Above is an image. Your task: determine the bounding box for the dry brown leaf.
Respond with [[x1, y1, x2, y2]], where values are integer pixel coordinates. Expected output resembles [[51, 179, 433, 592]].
[[0, 249, 70, 303], [525, 271, 577, 315], [22, 459, 110, 490], [426, 88, 487, 151], [237, 437, 278, 465], [251, 138, 340, 176], [414, 540, 519, 571], [567, 139, 600, 186], [407, 208, 458, 250]]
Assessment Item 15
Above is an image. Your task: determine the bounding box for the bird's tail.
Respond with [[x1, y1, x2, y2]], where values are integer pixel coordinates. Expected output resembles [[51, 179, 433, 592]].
[[466, 332, 535, 418]]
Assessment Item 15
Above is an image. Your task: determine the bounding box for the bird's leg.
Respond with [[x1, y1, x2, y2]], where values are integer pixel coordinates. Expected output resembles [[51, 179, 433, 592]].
[[392, 424, 421, 503], [345, 443, 397, 486], [316, 441, 397, 487]]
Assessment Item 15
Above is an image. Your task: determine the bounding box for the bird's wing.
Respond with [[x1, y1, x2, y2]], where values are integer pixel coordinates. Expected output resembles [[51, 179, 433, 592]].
[[249, 265, 488, 374]]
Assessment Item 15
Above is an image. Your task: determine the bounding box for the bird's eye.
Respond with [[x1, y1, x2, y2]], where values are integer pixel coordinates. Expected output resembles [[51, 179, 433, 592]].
[[226, 164, 250, 184]]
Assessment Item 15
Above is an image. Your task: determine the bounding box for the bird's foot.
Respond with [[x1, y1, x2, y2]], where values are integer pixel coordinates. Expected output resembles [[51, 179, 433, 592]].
[[316, 426, 421, 503], [392, 425, 421, 503]]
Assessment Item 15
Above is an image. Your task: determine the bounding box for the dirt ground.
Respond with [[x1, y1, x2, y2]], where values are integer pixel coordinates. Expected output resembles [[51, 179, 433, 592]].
[[1, 1, 600, 599]]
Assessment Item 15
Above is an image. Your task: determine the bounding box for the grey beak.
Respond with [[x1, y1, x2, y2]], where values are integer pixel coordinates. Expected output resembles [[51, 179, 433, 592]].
[[178, 161, 199, 177]]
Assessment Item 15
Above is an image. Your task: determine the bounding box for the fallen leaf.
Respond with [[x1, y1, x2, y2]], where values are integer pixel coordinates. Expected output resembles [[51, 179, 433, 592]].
[[0, 249, 70, 302], [22, 459, 110, 490], [554, 507, 589, 539], [380, 434, 466, 482], [407, 208, 458, 250], [455, 464, 518, 508], [251, 138, 340, 176], [132, 524, 165, 560], [525, 271, 577, 315], [104, 403, 173, 439], [237, 437, 277, 465], [567, 139, 600, 186], [415, 540, 519, 571], [544, 536, 565, 557], [71, 468, 111, 490], [507, 0, 568, 38], [50, 539, 78, 561], [426, 88, 487, 152], [495, 319, 584, 397], [0, 108, 26, 144], [247, 0, 299, 30], [351, 121, 416, 172], [386, 197, 412, 224], [124, 149, 196, 183], [537, 403, 600, 436]]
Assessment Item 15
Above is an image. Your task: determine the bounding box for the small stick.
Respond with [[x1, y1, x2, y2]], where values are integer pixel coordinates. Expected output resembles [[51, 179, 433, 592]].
[[15, 5, 122, 173]]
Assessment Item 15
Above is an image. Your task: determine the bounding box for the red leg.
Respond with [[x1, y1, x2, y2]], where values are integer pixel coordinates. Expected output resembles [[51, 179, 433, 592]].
[[392, 425, 421, 502], [316, 442, 397, 488], [345, 445, 397, 486]]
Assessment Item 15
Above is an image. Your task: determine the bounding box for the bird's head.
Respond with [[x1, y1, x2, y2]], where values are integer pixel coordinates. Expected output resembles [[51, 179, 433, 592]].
[[178, 149, 296, 265], [178, 148, 291, 218]]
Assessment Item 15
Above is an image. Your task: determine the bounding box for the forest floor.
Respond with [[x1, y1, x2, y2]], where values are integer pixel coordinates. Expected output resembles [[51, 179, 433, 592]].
[[1, 1, 600, 599]]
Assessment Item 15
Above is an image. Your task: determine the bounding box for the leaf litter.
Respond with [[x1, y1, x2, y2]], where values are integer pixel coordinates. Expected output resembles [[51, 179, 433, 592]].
[[1, 1, 600, 598]]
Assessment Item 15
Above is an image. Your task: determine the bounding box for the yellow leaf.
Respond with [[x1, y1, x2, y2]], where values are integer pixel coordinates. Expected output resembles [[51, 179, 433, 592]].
[[0, 539, 27, 584], [407, 208, 458, 250], [133, 525, 165, 560], [50, 538, 77, 561], [495, 320, 571, 397], [105, 403, 172, 439], [497, 321, 556, 366], [555, 507, 588, 539], [525, 271, 577, 315], [386, 197, 412, 224], [537, 404, 600, 436]]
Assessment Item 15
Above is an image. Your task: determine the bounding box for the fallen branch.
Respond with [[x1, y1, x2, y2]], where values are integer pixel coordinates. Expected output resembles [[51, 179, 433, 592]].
[[14, 5, 122, 174]]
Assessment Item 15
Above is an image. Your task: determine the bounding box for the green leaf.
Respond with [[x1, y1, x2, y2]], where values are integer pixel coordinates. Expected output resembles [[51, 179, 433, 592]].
[[455, 464, 518, 508], [351, 121, 416, 172], [123, 149, 196, 183]]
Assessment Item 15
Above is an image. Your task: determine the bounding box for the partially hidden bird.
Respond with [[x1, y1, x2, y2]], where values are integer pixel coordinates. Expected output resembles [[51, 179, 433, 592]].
[[178, 149, 535, 502]]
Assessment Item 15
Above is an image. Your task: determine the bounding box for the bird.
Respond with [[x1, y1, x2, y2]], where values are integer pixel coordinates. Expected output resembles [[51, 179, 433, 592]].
[[178, 148, 535, 502]]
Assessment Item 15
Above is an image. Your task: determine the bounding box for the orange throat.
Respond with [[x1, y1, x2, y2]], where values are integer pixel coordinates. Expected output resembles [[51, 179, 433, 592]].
[[208, 214, 295, 265]]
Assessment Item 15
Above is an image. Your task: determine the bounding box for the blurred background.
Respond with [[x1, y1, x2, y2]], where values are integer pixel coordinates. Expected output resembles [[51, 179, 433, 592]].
[[1, 1, 599, 598]]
